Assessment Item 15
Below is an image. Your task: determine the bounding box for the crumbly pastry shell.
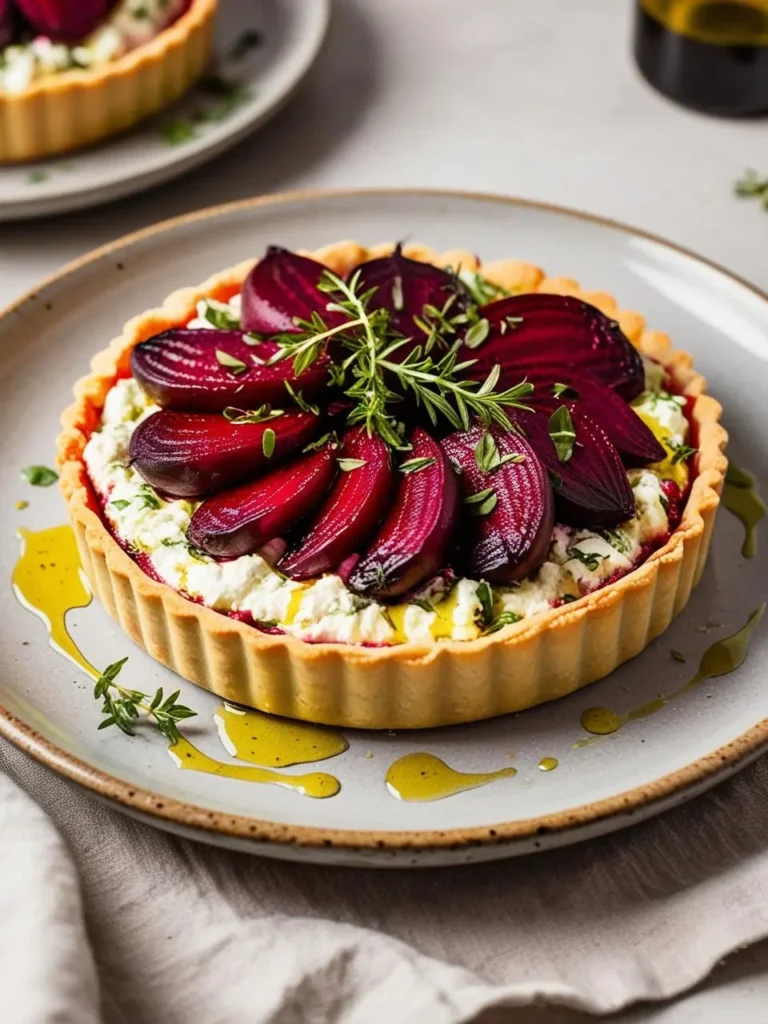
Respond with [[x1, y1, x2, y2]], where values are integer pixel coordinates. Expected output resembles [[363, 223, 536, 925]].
[[0, 0, 216, 163], [57, 241, 728, 730]]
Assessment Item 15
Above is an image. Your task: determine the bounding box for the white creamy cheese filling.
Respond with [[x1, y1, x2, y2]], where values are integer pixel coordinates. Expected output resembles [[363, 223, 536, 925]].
[[0, 0, 188, 94], [83, 296, 689, 646]]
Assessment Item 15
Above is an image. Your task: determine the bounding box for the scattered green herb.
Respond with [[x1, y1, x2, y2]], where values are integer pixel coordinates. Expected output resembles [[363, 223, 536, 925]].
[[284, 381, 320, 415], [228, 29, 264, 61], [553, 382, 579, 400], [460, 271, 510, 306], [203, 303, 240, 329], [599, 528, 631, 555], [464, 487, 498, 517], [136, 485, 162, 511], [475, 581, 494, 626], [567, 547, 607, 572], [94, 658, 196, 742], [474, 431, 525, 473], [262, 428, 276, 458], [464, 317, 490, 350], [216, 349, 249, 375], [734, 169, 768, 210], [161, 120, 197, 145], [27, 170, 49, 185], [337, 458, 367, 471], [110, 499, 132, 512], [548, 406, 576, 462], [671, 649, 687, 663], [400, 456, 436, 475], [667, 439, 698, 465], [391, 274, 404, 312], [223, 404, 283, 424], [303, 432, 336, 453], [22, 465, 58, 487], [410, 598, 434, 613], [483, 610, 523, 635]]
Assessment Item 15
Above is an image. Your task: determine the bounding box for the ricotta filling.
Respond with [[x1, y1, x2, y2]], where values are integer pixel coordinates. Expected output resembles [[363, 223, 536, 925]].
[[0, 0, 188, 94], [83, 295, 690, 647]]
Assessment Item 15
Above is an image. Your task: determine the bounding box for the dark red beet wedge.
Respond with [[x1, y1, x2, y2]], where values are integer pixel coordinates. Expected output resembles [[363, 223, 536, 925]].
[[129, 409, 319, 499], [14, 0, 110, 41], [188, 443, 338, 558], [240, 246, 345, 336], [279, 429, 395, 580], [0, 0, 16, 48], [348, 428, 460, 599], [465, 294, 645, 401], [132, 329, 329, 413], [524, 370, 666, 465], [515, 408, 636, 527], [441, 425, 554, 583], [351, 244, 470, 347]]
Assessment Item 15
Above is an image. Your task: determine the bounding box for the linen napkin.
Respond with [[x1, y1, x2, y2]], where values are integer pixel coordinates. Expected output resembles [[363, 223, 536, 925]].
[[4, 735, 768, 1024]]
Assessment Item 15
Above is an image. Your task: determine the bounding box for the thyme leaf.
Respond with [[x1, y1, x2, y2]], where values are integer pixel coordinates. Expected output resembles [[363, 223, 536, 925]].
[[22, 465, 58, 487], [548, 406, 576, 462], [400, 456, 436, 475], [216, 350, 249, 375]]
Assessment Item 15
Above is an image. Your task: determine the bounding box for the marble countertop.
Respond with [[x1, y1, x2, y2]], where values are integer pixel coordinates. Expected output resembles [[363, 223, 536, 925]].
[[2, 1, 767, 1019]]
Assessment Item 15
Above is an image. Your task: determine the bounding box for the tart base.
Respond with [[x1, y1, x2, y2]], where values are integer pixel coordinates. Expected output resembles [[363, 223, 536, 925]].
[[0, 0, 216, 163], [58, 242, 728, 730]]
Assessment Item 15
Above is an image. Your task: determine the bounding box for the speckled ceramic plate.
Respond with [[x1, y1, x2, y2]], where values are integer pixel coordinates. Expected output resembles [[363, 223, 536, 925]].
[[1, 189, 767, 868], [0, 0, 329, 221]]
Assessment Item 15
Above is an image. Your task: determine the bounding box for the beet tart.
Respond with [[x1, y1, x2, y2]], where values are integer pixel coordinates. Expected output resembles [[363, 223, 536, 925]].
[[57, 241, 727, 729]]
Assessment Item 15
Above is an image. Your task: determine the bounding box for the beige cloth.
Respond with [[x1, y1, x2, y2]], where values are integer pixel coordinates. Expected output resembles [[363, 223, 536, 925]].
[[3, 737, 768, 1024]]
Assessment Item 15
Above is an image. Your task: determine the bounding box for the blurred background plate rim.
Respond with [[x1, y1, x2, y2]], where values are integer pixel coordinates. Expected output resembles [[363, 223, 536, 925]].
[[2, 186, 767, 862], [0, 0, 331, 222]]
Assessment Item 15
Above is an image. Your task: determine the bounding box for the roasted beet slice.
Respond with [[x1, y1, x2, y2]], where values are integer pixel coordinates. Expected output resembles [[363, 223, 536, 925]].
[[464, 294, 645, 401], [14, 0, 110, 41], [129, 409, 319, 499], [351, 244, 470, 347], [441, 425, 554, 583], [524, 370, 666, 465], [279, 429, 395, 580], [515, 408, 636, 527], [348, 428, 459, 598], [188, 443, 338, 558], [0, 0, 16, 48], [240, 246, 345, 336], [132, 329, 329, 413]]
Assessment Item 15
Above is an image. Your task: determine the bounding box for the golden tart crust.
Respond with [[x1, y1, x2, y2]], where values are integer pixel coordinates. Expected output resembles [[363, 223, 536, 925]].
[[57, 241, 728, 730], [0, 0, 216, 163]]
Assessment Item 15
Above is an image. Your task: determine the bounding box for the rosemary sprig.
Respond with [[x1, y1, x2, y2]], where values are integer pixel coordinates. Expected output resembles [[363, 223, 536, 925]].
[[94, 658, 196, 742], [268, 269, 534, 449]]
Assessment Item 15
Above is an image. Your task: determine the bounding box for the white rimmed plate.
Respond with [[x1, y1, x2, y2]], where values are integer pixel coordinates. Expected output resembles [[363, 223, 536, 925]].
[[0, 0, 329, 221], [0, 188, 766, 867]]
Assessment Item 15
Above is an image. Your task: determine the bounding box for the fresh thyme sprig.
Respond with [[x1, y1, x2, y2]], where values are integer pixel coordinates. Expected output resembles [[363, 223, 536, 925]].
[[734, 169, 768, 209], [268, 269, 534, 448], [94, 658, 196, 742]]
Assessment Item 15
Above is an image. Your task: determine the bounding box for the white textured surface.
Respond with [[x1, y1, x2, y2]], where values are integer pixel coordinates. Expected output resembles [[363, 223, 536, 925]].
[[1, 1, 767, 1019]]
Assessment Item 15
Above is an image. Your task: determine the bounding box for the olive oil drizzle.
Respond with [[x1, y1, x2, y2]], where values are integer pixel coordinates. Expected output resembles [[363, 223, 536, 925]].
[[580, 604, 766, 738], [12, 525, 343, 798], [214, 703, 348, 767], [170, 737, 340, 797], [12, 526, 96, 677], [723, 461, 766, 560], [386, 752, 516, 802], [538, 756, 559, 772]]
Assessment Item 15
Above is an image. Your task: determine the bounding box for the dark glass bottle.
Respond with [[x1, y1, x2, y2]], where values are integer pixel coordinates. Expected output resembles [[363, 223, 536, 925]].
[[634, 0, 768, 115]]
